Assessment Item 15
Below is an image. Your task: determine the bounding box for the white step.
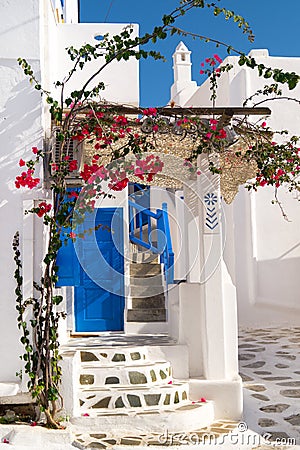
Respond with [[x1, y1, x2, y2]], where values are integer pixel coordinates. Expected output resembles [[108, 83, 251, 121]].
[[71, 401, 214, 434], [61, 339, 190, 379], [79, 347, 150, 366], [78, 381, 189, 412], [79, 361, 172, 387]]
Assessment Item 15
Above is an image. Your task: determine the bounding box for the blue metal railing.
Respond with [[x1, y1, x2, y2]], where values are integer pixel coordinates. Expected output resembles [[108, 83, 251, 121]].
[[128, 200, 174, 285]]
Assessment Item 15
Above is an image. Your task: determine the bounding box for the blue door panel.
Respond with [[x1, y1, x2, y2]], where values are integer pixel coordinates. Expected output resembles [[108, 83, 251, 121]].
[[56, 206, 124, 332]]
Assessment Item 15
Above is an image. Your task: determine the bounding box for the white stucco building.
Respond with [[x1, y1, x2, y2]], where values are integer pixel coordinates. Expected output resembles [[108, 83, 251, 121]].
[[1, 0, 299, 435], [170, 42, 300, 328]]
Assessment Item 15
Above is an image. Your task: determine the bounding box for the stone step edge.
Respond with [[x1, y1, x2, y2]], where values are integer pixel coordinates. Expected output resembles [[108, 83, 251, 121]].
[[78, 380, 186, 393], [78, 381, 173, 390], [80, 359, 169, 368], [78, 400, 191, 415], [75, 400, 211, 417], [70, 401, 215, 434]]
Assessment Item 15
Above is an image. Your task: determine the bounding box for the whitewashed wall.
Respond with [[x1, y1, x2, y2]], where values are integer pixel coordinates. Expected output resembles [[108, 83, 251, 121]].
[[0, 0, 44, 382], [224, 51, 300, 326], [49, 23, 139, 106], [176, 46, 300, 327]]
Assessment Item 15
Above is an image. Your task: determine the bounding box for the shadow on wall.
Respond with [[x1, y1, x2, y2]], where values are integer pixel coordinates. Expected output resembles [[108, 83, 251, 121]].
[[0, 58, 43, 381], [0, 58, 42, 156]]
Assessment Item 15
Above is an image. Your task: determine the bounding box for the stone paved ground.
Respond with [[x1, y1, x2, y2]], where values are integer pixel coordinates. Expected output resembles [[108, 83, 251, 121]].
[[74, 420, 238, 448], [239, 327, 300, 445]]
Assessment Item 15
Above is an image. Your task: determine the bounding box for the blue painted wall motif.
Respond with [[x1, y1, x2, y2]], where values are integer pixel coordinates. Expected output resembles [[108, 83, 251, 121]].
[[204, 192, 218, 230]]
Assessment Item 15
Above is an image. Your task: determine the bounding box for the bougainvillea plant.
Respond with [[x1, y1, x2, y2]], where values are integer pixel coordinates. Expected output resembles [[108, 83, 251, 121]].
[[12, 0, 300, 428]]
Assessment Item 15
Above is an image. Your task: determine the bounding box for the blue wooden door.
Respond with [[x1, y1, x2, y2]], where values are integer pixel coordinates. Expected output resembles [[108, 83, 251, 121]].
[[56, 207, 124, 332]]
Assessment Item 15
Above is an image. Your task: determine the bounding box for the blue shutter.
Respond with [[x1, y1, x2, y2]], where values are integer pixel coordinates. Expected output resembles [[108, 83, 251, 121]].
[[56, 227, 80, 286], [55, 189, 80, 287]]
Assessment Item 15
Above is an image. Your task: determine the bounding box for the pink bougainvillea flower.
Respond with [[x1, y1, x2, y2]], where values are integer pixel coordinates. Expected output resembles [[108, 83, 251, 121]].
[[82, 413, 90, 417], [199, 70, 204, 75], [205, 132, 212, 139], [19, 158, 26, 167], [276, 168, 285, 177], [200, 62, 205, 67], [200, 397, 207, 403], [32, 147, 38, 154], [2, 438, 9, 443], [69, 232, 77, 239], [30, 421, 37, 427], [152, 125, 159, 132], [261, 121, 267, 128], [168, 380, 173, 385], [214, 54, 223, 64]]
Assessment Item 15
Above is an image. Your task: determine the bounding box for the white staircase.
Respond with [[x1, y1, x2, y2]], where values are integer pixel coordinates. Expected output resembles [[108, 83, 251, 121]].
[[61, 340, 214, 433]]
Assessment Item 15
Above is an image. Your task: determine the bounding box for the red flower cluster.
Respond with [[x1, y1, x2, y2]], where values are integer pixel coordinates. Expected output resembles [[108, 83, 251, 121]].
[[68, 160, 77, 172], [111, 177, 129, 191], [143, 107, 157, 116], [114, 115, 128, 125], [15, 169, 40, 189], [204, 119, 227, 140], [80, 163, 100, 182], [67, 190, 79, 198], [256, 168, 286, 188], [36, 202, 51, 217]]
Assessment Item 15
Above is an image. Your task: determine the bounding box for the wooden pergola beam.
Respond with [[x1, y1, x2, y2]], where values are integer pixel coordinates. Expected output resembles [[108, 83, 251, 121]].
[[62, 106, 271, 118], [96, 106, 271, 117]]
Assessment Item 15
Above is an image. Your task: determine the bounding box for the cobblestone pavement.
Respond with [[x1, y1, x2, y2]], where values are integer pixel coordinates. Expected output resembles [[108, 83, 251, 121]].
[[74, 420, 238, 448], [239, 327, 300, 446]]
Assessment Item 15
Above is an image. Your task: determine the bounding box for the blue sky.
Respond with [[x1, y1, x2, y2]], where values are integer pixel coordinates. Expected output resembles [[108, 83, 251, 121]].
[[79, 0, 300, 107]]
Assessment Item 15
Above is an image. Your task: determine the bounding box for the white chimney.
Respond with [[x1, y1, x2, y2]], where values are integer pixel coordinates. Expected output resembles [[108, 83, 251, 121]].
[[170, 41, 197, 106]]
